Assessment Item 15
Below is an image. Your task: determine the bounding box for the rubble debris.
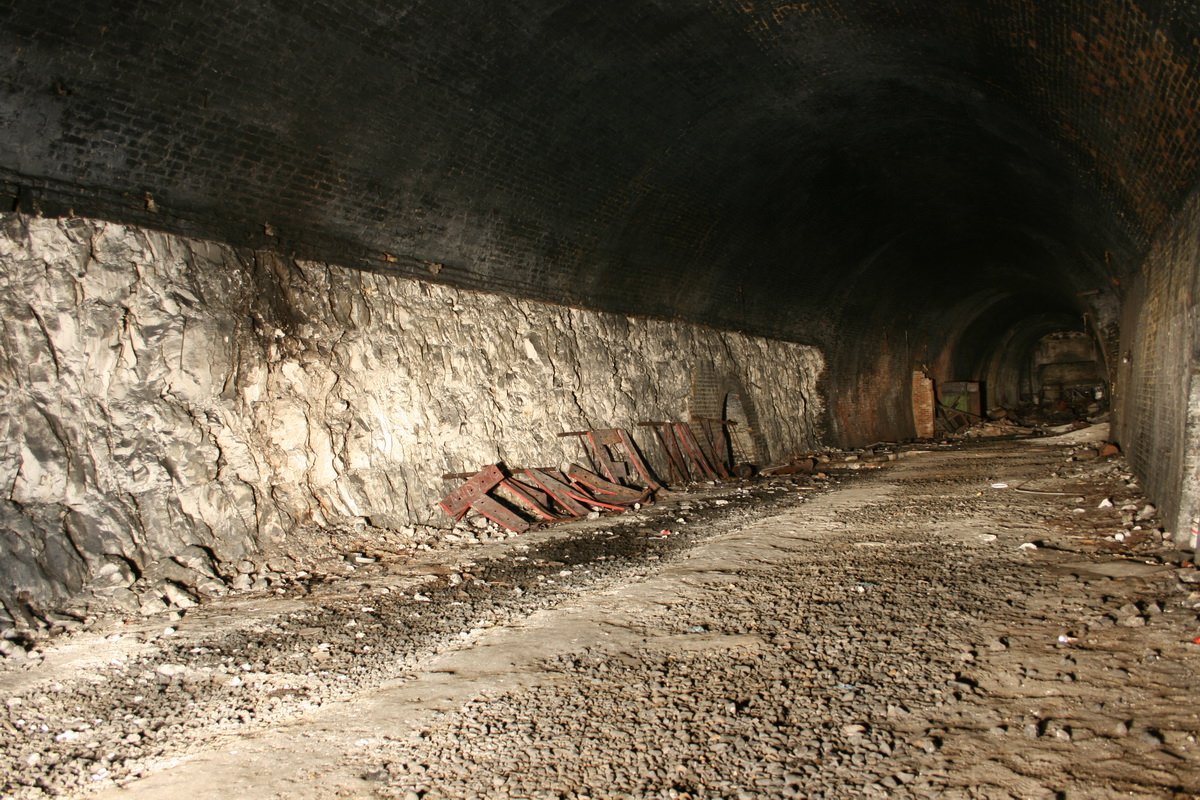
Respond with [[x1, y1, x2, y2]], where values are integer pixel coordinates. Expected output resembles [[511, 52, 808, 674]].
[[958, 419, 1036, 438], [762, 457, 817, 476]]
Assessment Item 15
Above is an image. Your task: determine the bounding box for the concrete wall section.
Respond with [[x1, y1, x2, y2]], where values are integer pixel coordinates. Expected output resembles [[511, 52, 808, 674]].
[[1116, 188, 1200, 543], [0, 214, 824, 624]]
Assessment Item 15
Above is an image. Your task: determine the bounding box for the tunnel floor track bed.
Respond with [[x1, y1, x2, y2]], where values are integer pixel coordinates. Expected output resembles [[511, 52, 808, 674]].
[[2, 434, 1199, 799]]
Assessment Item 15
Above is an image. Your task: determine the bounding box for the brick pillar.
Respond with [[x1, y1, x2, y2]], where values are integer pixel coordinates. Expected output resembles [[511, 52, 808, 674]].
[[912, 371, 935, 439]]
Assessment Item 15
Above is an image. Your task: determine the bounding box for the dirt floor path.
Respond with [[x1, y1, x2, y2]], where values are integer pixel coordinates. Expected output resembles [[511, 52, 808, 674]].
[[4, 430, 1200, 799]]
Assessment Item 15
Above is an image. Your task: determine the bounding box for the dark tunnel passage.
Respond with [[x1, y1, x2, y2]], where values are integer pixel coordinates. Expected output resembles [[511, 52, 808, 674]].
[[0, 1, 1199, 623]]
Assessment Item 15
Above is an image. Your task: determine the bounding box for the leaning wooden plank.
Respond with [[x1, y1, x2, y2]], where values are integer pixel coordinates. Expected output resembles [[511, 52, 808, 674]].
[[469, 495, 531, 533], [673, 423, 719, 480], [566, 464, 647, 504], [585, 430, 630, 484], [639, 421, 690, 485], [496, 478, 560, 522], [520, 469, 591, 517], [614, 429, 665, 491], [438, 464, 505, 519], [696, 420, 733, 479], [534, 468, 628, 512]]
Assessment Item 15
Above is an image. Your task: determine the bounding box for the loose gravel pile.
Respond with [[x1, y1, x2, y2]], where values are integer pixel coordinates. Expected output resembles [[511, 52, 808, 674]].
[[0, 478, 830, 798]]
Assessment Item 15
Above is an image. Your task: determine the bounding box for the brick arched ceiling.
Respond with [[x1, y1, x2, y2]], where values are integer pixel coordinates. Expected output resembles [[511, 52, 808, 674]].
[[2, 1, 1199, 439]]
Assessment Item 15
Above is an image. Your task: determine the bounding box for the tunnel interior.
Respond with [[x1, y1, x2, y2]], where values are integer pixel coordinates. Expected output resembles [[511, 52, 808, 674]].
[[1, 1, 1199, 621]]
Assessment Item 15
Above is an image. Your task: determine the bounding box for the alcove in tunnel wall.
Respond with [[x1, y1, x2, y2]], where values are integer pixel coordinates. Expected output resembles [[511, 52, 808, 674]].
[[0, 214, 824, 621]]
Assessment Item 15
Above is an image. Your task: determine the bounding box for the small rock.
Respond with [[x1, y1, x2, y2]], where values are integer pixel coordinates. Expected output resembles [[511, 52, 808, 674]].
[[91, 555, 137, 590], [138, 594, 169, 616], [161, 582, 198, 609], [1136, 504, 1158, 522], [0, 639, 28, 659]]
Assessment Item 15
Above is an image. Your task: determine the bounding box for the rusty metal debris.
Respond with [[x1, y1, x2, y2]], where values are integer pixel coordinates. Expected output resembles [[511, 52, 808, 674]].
[[438, 465, 534, 533], [559, 428, 664, 492], [438, 419, 757, 533], [638, 421, 691, 485], [761, 457, 817, 476]]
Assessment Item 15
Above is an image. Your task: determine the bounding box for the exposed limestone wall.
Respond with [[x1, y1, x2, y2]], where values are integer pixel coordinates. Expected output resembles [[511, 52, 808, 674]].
[[0, 215, 824, 625]]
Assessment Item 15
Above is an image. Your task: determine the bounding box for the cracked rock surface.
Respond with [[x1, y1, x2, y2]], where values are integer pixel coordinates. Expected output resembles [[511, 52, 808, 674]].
[[3, 431, 1199, 799], [0, 212, 822, 626]]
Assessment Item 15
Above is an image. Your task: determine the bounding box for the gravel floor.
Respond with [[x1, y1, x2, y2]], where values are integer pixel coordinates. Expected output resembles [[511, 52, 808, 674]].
[[4, 433, 1200, 799]]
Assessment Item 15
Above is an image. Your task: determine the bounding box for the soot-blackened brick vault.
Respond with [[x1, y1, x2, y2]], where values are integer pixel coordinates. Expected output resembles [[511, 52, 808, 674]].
[[1, 1, 1199, 447]]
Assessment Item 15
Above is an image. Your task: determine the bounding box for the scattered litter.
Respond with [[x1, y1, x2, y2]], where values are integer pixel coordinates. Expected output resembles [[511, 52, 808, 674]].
[[714, 499, 730, 506], [659, 529, 672, 537], [1098, 498, 1114, 509], [1057, 634, 1077, 645], [991, 483, 1009, 489], [1019, 542, 1039, 551], [979, 534, 998, 543], [687, 625, 708, 634]]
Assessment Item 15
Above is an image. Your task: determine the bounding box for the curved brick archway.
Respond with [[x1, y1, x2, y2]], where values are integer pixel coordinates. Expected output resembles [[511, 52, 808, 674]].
[[690, 363, 772, 466]]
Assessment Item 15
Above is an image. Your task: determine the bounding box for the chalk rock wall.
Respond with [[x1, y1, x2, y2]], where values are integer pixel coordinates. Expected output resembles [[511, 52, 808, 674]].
[[0, 214, 824, 626]]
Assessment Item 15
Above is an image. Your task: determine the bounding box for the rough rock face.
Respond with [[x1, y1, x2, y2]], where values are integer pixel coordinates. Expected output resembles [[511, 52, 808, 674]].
[[0, 214, 824, 626]]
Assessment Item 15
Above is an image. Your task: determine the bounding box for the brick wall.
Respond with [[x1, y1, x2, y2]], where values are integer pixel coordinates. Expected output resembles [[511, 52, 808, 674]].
[[911, 372, 936, 439], [0, 1, 1197, 357], [1116, 185, 1200, 542]]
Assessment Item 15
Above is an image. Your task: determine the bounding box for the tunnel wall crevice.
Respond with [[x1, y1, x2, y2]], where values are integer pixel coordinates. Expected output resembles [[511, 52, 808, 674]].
[[0, 214, 824, 624], [1116, 185, 1200, 542]]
